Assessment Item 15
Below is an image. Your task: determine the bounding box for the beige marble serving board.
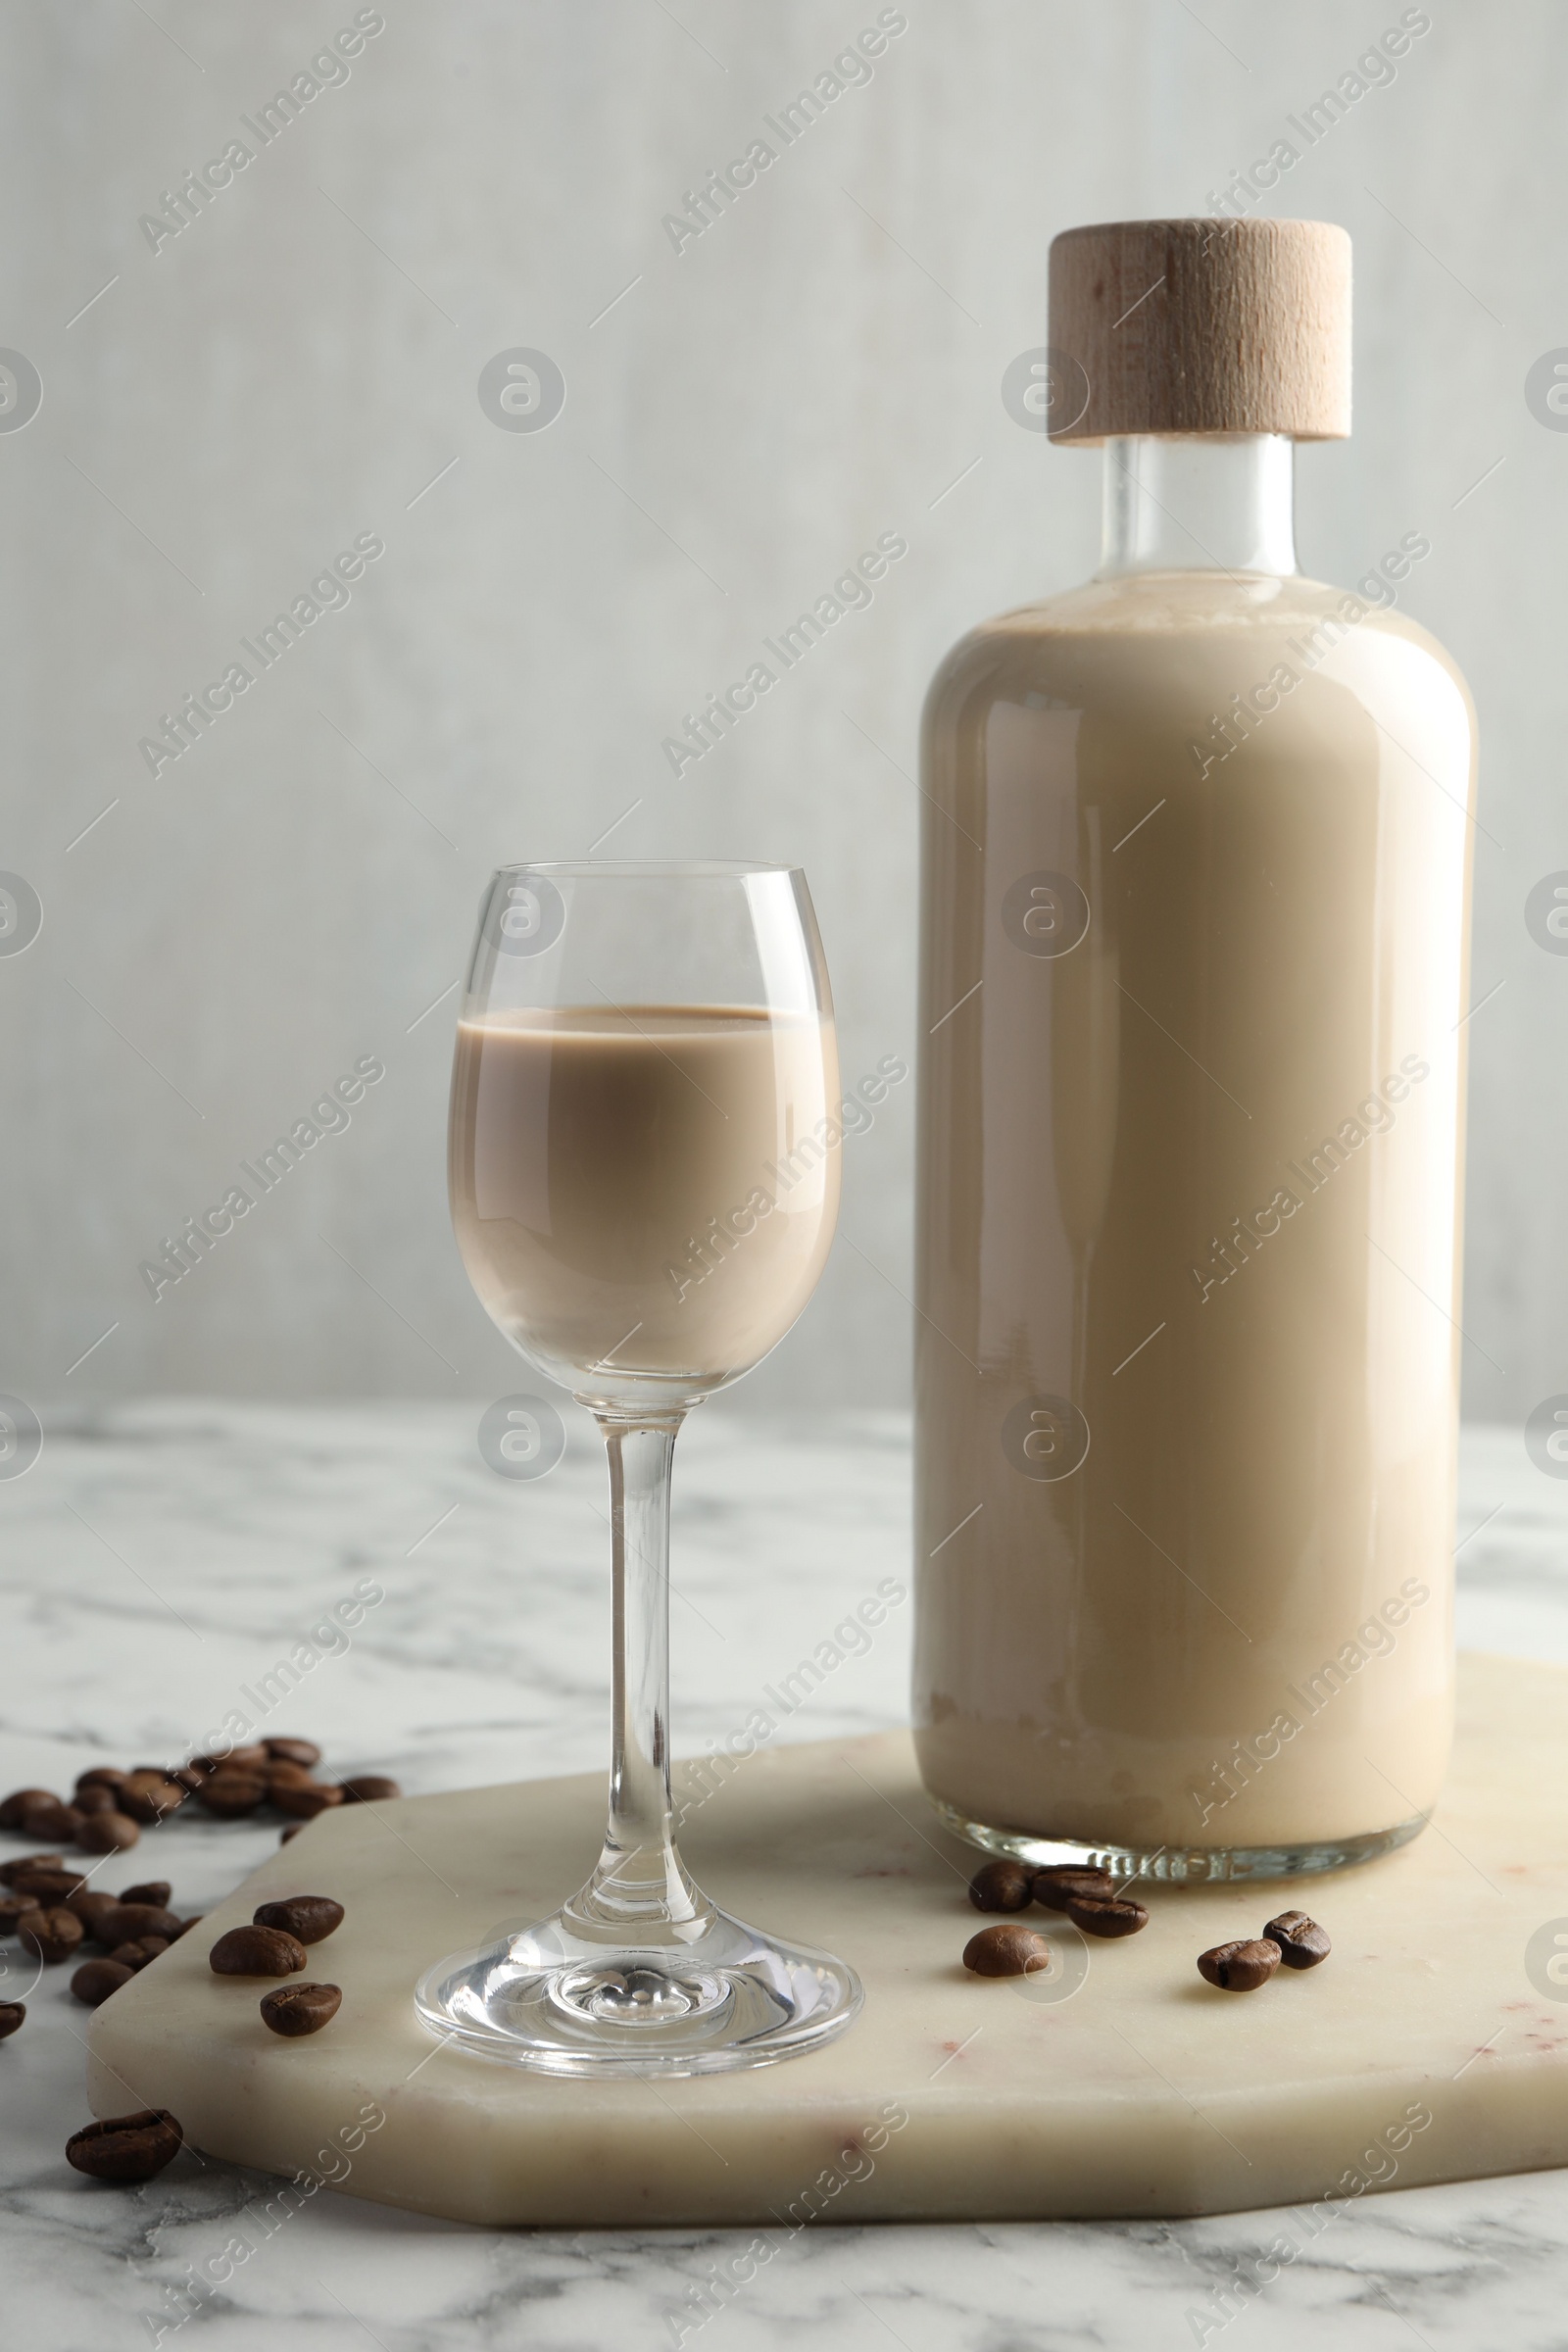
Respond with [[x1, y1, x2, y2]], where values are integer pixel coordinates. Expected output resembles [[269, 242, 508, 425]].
[[88, 1654, 1568, 2227]]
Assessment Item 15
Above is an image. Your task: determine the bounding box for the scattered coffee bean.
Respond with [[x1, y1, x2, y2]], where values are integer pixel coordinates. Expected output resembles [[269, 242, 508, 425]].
[[21, 1801, 83, 1843], [108, 1936, 171, 1972], [967, 1859, 1035, 1914], [117, 1772, 186, 1826], [71, 1959, 134, 2007], [12, 1867, 87, 1904], [195, 1744, 269, 1775], [66, 1890, 122, 1939], [265, 1738, 321, 1769], [260, 1981, 342, 2036], [94, 1903, 182, 1948], [66, 2109, 183, 2184], [1064, 1893, 1149, 1938], [209, 1924, 308, 1977], [195, 1773, 268, 1818], [0, 1788, 58, 1829], [264, 1761, 316, 1789], [338, 1776, 400, 1804], [1032, 1865, 1116, 1911], [279, 1825, 304, 1845], [0, 1891, 42, 1934], [121, 1881, 172, 1911], [72, 1785, 119, 1816], [1262, 1910, 1332, 1970], [74, 1768, 126, 1793], [1198, 1938, 1282, 1991], [271, 1783, 343, 1820], [20, 1906, 85, 1963], [962, 1923, 1054, 1978], [0, 1852, 62, 1886], [0, 2002, 24, 2038], [75, 1811, 140, 1855], [254, 1895, 344, 1945], [168, 1768, 209, 1795]]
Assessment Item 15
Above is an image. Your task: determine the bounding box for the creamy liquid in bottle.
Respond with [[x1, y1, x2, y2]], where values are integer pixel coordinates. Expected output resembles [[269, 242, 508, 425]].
[[913, 221, 1475, 1871], [451, 1006, 839, 1389]]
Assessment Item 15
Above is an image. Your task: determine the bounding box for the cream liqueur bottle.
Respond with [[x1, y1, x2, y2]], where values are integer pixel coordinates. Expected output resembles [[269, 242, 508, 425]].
[[914, 219, 1475, 1878]]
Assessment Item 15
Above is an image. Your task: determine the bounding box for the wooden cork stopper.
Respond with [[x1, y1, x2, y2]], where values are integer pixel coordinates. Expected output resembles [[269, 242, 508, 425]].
[[1047, 218, 1350, 443]]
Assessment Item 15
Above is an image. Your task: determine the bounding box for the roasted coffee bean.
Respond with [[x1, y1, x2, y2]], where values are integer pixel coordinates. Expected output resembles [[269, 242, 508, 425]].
[[1064, 1893, 1149, 1938], [75, 1811, 140, 1854], [20, 1906, 85, 1963], [264, 1761, 316, 1789], [168, 1767, 209, 1794], [108, 1936, 171, 1972], [260, 1981, 342, 2036], [11, 1867, 86, 1903], [74, 1768, 126, 1793], [1262, 1910, 1332, 1970], [1031, 1865, 1116, 1911], [279, 1825, 304, 1845], [67, 1890, 122, 1940], [71, 1958, 134, 2007], [338, 1776, 400, 1804], [66, 2109, 182, 2183], [0, 1852, 62, 1886], [0, 2001, 24, 2038], [121, 1881, 172, 1911], [73, 1785, 118, 1816], [209, 1924, 307, 1977], [1197, 1938, 1282, 1991], [967, 1859, 1036, 1914], [21, 1801, 83, 1843], [94, 1903, 182, 1948], [195, 1773, 268, 1818], [191, 1744, 268, 1776], [265, 1738, 321, 1769], [270, 1782, 343, 1820], [0, 1788, 58, 1829], [254, 1895, 344, 1945], [117, 1772, 186, 1826], [0, 1889, 42, 1933], [962, 1923, 1055, 1978]]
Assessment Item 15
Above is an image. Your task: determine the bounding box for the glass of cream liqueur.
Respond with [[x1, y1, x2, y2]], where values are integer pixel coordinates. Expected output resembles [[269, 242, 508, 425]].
[[416, 861, 862, 2074]]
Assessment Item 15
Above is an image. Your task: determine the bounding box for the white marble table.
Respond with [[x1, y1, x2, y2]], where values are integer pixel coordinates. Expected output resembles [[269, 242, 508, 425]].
[[1, 1401, 1565, 2349]]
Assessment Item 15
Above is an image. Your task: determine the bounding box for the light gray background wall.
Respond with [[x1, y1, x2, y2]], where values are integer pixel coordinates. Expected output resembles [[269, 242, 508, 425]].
[[0, 0, 1559, 1421]]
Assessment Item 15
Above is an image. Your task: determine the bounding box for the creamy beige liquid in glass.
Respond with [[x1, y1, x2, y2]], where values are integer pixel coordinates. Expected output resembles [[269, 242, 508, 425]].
[[915, 564, 1475, 1862], [451, 1005, 839, 1388]]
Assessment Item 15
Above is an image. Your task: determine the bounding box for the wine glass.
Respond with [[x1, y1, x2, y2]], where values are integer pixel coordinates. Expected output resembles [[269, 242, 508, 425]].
[[415, 861, 863, 2074]]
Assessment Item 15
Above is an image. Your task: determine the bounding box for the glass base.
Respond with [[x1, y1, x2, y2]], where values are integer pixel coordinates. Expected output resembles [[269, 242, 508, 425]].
[[930, 1796, 1427, 1884], [415, 1905, 863, 2077]]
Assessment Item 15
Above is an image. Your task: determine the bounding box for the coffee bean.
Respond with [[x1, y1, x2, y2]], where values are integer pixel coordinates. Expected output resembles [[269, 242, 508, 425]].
[[1263, 1910, 1332, 1970], [0, 1852, 62, 1886], [1064, 1893, 1149, 1938], [66, 2109, 182, 2184], [271, 1783, 344, 1820], [75, 1811, 140, 1855], [20, 1906, 85, 1963], [67, 1890, 122, 1939], [260, 1981, 342, 2036], [73, 1785, 118, 1816], [74, 1768, 126, 1793], [121, 1882, 172, 1911], [962, 1923, 1054, 1977], [967, 1859, 1035, 1914], [107, 1936, 171, 1972], [1197, 1938, 1282, 1991], [0, 1788, 58, 1829], [0, 1890, 43, 1934], [94, 1903, 182, 1948], [71, 1959, 134, 2007], [118, 1772, 187, 1826], [265, 1738, 321, 1769], [1032, 1865, 1116, 1911], [253, 1894, 344, 1945], [264, 1761, 316, 1789], [191, 1744, 268, 1776], [12, 1867, 87, 1903], [168, 1768, 209, 1795], [209, 1924, 307, 1977], [338, 1776, 400, 1804], [21, 1800, 82, 1843], [195, 1773, 267, 1818], [0, 2001, 24, 2038]]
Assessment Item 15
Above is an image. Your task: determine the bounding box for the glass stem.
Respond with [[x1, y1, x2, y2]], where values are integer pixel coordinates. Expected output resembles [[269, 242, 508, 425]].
[[564, 1413, 711, 1943]]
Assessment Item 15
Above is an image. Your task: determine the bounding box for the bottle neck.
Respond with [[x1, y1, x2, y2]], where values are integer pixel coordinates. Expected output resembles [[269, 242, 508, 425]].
[[1097, 434, 1298, 578]]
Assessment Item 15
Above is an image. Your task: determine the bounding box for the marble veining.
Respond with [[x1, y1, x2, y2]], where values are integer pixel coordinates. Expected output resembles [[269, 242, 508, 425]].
[[1, 1401, 1566, 2347]]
